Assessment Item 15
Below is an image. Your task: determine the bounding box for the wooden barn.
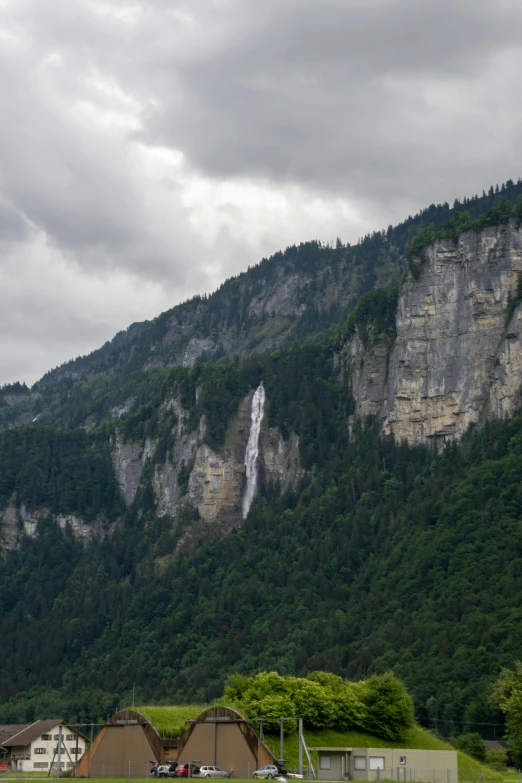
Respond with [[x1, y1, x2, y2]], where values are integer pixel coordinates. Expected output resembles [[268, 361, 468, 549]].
[[76, 706, 277, 778]]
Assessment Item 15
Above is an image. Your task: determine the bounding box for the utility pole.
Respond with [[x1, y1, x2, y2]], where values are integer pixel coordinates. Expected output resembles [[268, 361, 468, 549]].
[[298, 719, 303, 776], [57, 726, 62, 779], [132, 683, 135, 709], [280, 719, 284, 764]]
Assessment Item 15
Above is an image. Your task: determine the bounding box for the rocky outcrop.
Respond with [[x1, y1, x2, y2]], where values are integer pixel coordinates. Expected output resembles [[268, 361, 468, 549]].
[[340, 328, 391, 422], [342, 222, 522, 445], [0, 499, 20, 552], [1, 500, 102, 554], [55, 514, 102, 542], [110, 398, 136, 419], [488, 304, 522, 418], [261, 428, 304, 491], [184, 394, 253, 529], [128, 392, 305, 541], [153, 400, 200, 517], [186, 444, 245, 526], [111, 431, 155, 505]]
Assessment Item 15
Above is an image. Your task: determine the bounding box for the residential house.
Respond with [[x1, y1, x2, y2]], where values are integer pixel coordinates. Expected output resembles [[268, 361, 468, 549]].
[[0, 720, 87, 772]]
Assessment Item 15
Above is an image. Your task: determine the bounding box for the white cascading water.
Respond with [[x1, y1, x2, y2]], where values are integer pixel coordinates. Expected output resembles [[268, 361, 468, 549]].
[[242, 383, 266, 519]]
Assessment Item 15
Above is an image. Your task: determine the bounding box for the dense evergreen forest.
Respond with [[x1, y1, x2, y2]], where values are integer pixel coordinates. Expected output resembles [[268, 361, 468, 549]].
[[0, 335, 519, 737], [2, 183, 522, 740]]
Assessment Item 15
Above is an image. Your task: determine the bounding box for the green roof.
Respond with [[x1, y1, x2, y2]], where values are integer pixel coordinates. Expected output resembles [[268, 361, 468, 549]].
[[133, 705, 205, 737]]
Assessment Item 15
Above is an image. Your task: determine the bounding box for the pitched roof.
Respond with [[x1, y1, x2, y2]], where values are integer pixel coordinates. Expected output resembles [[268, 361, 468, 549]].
[[483, 741, 505, 751], [0, 725, 31, 746], [2, 720, 62, 747]]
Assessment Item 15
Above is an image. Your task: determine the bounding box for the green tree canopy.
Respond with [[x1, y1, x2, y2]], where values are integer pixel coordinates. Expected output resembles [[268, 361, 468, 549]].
[[491, 661, 522, 766], [224, 671, 412, 740]]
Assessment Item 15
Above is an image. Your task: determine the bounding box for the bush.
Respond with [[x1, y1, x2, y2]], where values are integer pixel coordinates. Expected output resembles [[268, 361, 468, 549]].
[[358, 672, 415, 742], [453, 733, 486, 762], [485, 750, 507, 770], [288, 677, 336, 729]]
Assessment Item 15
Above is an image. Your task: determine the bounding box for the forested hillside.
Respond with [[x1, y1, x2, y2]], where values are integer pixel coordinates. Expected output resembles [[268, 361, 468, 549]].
[[2, 182, 522, 740], [0, 334, 520, 736]]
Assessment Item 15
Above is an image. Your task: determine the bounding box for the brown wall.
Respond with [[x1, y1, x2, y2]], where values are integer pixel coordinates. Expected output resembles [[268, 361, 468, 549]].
[[257, 741, 275, 769], [178, 723, 257, 779], [87, 725, 158, 778]]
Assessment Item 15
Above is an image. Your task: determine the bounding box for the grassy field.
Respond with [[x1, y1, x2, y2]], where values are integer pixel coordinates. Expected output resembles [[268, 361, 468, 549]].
[[5, 777, 515, 783], [2, 773, 519, 783]]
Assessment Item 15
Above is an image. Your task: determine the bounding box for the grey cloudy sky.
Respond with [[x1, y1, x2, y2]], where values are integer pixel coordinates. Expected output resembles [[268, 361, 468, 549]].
[[1, 0, 522, 385]]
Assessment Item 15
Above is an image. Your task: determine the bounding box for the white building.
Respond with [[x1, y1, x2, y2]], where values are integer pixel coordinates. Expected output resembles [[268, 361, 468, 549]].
[[0, 720, 87, 772], [310, 747, 458, 783]]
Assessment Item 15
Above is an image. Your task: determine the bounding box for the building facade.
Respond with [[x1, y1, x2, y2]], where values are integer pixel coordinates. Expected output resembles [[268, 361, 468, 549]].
[[311, 747, 458, 783], [77, 706, 278, 778], [0, 721, 86, 772]]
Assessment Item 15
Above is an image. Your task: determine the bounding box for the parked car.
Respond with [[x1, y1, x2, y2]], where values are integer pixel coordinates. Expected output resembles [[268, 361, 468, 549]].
[[198, 766, 228, 778], [154, 763, 180, 778], [253, 766, 280, 779], [176, 764, 202, 778]]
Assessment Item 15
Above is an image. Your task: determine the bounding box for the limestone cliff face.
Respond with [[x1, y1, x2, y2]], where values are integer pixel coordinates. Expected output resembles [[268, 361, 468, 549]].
[[186, 443, 245, 527], [261, 428, 304, 492], [184, 393, 252, 529], [340, 327, 391, 422], [342, 222, 522, 445], [109, 392, 304, 547], [111, 431, 155, 505], [488, 303, 522, 418], [0, 500, 20, 552], [0, 498, 104, 554]]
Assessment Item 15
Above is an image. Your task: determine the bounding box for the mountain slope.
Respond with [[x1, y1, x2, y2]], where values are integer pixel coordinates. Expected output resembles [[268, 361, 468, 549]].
[[1, 336, 520, 737], [29, 178, 522, 388], [3, 184, 522, 737]]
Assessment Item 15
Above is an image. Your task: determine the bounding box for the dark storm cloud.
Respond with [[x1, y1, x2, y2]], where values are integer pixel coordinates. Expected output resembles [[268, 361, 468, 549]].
[[146, 0, 522, 201]]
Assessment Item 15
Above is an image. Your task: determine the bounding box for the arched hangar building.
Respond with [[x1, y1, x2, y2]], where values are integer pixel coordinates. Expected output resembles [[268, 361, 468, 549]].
[[76, 707, 277, 778]]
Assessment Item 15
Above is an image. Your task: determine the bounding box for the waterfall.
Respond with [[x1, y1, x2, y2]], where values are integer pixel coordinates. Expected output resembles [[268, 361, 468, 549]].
[[242, 383, 265, 519]]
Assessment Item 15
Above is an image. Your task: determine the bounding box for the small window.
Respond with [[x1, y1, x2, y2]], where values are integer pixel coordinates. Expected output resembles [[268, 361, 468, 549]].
[[35, 748, 47, 755], [319, 756, 331, 770], [354, 757, 367, 771], [33, 762, 48, 769], [400, 757, 406, 765], [41, 734, 52, 741], [70, 748, 81, 755], [66, 735, 75, 742], [369, 757, 385, 771], [54, 735, 60, 741]]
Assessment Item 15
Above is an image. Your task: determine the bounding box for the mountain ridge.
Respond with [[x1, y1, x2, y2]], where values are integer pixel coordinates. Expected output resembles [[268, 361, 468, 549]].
[[30, 178, 522, 390]]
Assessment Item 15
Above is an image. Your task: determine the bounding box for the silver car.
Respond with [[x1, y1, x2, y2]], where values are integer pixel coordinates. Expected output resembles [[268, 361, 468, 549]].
[[197, 766, 228, 778], [253, 766, 279, 779]]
